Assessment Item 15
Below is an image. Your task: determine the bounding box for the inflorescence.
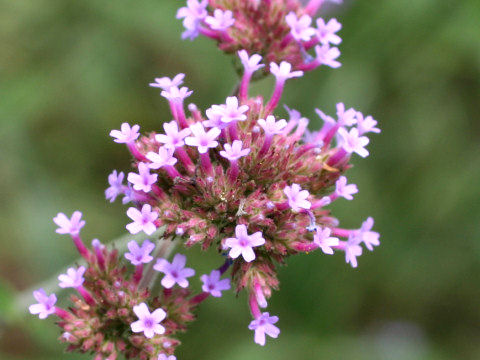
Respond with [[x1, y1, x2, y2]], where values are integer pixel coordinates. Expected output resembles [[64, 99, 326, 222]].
[[29, 1, 380, 358]]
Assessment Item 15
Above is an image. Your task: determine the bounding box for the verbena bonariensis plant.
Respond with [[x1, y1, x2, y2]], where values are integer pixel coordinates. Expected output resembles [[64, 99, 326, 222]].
[[29, 1, 381, 359]]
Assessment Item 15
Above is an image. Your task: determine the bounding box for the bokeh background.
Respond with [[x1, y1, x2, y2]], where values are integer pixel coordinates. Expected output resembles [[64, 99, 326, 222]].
[[1, 0, 479, 359]]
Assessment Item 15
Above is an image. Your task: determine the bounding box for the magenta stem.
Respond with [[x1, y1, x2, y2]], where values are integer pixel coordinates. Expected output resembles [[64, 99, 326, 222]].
[[169, 101, 178, 120], [239, 72, 253, 101], [304, 0, 325, 16], [249, 293, 262, 319], [228, 160, 239, 183], [323, 124, 340, 147], [327, 148, 348, 167], [174, 102, 189, 129], [254, 282, 267, 308], [199, 26, 221, 40], [331, 228, 352, 238], [293, 241, 319, 252], [127, 143, 147, 162], [296, 143, 316, 157], [265, 80, 285, 115], [94, 247, 105, 270], [297, 59, 320, 72], [304, 37, 320, 50], [175, 147, 195, 174], [133, 264, 143, 284], [229, 122, 238, 141], [200, 152, 214, 176], [280, 33, 293, 49], [190, 292, 210, 305], [165, 165, 182, 179], [55, 307, 72, 320], [259, 134, 273, 157], [152, 184, 166, 200], [71, 235, 89, 260], [77, 286, 95, 306], [275, 201, 289, 211]]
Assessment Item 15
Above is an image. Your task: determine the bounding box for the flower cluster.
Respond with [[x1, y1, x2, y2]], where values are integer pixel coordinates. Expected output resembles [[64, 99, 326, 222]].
[[177, 0, 343, 74]]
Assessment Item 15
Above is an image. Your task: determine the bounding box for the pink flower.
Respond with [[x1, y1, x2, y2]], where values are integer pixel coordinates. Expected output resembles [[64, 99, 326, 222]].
[[153, 253, 195, 289], [248, 312, 280, 346], [161, 86, 193, 102], [219, 140, 250, 161], [238, 50, 264, 74], [146, 147, 178, 169], [127, 163, 158, 193], [356, 112, 381, 135], [53, 211, 85, 236], [105, 170, 125, 203], [124, 239, 155, 266], [207, 97, 249, 125], [283, 184, 311, 212], [158, 355, 176, 360], [200, 270, 231, 297], [357, 217, 380, 251], [184, 122, 221, 153], [29, 288, 57, 319], [335, 176, 358, 200], [345, 235, 363, 268], [126, 204, 158, 235], [110, 123, 140, 144], [155, 120, 191, 149], [257, 115, 287, 135], [224, 224, 265, 262], [285, 12, 316, 42], [314, 44, 341, 68], [205, 9, 235, 31], [313, 228, 339, 255], [337, 127, 370, 158], [270, 61, 304, 82], [176, 0, 208, 40], [316, 18, 342, 45], [149, 74, 185, 91], [336, 102, 357, 127], [130, 303, 166, 338], [58, 266, 86, 288]]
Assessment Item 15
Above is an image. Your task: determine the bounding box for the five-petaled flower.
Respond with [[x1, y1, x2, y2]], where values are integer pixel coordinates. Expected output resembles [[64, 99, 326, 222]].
[[105, 170, 125, 203], [270, 61, 304, 82], [283, 184, 311, 212], [357, 217, 380, 251], [155, 120, 191, 149], [130, 302, 166, 339], [316, 18, 342, 45], [248, 312, 280, 346], [53, 211, 85, 236], [285, 12, 316, 42], [257, 115, 288, 135], [110, 123, 140, 144], [200, 270, 231, 297], [337, 127, 370, 158], [158, 355, 176, 360], [127, 162, 158, 193], [219, 140, 251, 161], [344, 235, 363, 268], [150, 73, 185, 91], [29, 288, 57, 319], [58, 266, 86, 288], [126, 204, 158, 235], [238, 50, 264, 74], [224, 224, 265, 262], [313, 228, 339, 255], [147, 147, 178, 169], [184, 122, 221, 153], [153, 253, 195, 288], [205, 9, 235, 31], [335, 176, 358, 200], [124, 239, 155, 266]]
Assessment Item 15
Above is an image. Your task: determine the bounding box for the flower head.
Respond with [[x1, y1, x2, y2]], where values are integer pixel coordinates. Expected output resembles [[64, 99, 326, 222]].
[[105, 170, 125, 203], [53, 211, 85, 236], [184, 122, 221, 153], [314, 44, 341, 69], [283, 184, 311, 212], [337, 127, 370, 158], [110, 123, 140, 144], [335, 176, 358, 200], [205, 9, 235, 31], [219, 140, 250, 161], [127, 162, 158, 193], [130, 302, 166, 338], [313, 228, 339, 255], [125, 239, 155, 266], [153, 253, 195, 289], [155, 120, 192, 149], [248, 312, 280, 346], [316, 18, 342, 45], [224, 224, 265, 262], [58, 266, 86, 288], [126, 204, 158, 235], [285, 12, 316, 42], [257, 115, 287, 135], [146, 147, 178, 169], [200, 270, 231, 297], [357, 217, 380, 251], [29, 289, 57, 319], [149, 74, 185, 91], [270, 61, 304, 82], [238, 50, 264, 74]]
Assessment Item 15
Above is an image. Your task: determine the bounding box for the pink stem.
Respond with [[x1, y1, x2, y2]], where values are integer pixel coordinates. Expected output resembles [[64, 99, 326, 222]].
[[249, 292, 262, 319], [280, 33, 293, 49], [228, 160, 239, 183], [175, 147, 195, 174], [296, 143, 316, 157], [77, 286, 95, 306], [275, 201, 289, 211], [55, 307, 72, 320], [199, 26, 221, 40], [174, 102, 189, 129], [304, 0, 325, 16], [189, 292, 210, 305], [331, 228, 352, 238], [239, 72, 253, 102], [304, 37, 320, 50], [165, 165, 182, 179], [94, 247, 105, 270], [127, 143, 147, 162], [258, 134, 273, 157], [200, 152, 214, 176], [323, 124, 340, 147], [152, 184, 166, 200], [133, 264, 143, 284], [292, 241, 319, 252], [71, 235, 89, 260], [327, 148, 348, 166], [254, 281, 267, 308], [297, 59, 320, 72], [229, 122, 238, 140], [265, 80, 286, 115]]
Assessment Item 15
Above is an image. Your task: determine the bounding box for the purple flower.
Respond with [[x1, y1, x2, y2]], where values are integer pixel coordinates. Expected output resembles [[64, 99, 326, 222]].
[[313, 228, 339, 255], [58, 266, 86, 288], [176, 0, 208, 40], [248, 312, 280, 346], [205, 9, 235, 31], [158, 355, 176, 360], [53, 211, 85, 236], [337, 127, 370, 158], [110, 123, 140, 144], [257, 115, 287, 135], [336, 102, 357, 127], [316, 18, 342, 45], [105, 170, 125, 203], [149, 74, 185, 91], [357, 217, 380, 251], [124, 239, 155, 266], [184, 122, 221, 153], [146, 147, 178, 169], [224, 224, 265, 262], [285, 12, 316, 42], [127, 163, 158, 193], [283, 184, 311, 212], [356, 112, 381, 135], [207, 97, 249, 125], [219, 140, 251, 161], [161, 86, 193, 102], [126, 204, 158, 235], [335, 176, 358, 200], [238, 50, 264, 74], [29, 288, 57, 319], [270, 61, 304, 82], [200, 270, 231, 297], [130, 302, 166, 338], [155, 120, 191, 149], [314, 44, 341, 68], [153, 253, 195, 289], [345, 235, 363, 268]]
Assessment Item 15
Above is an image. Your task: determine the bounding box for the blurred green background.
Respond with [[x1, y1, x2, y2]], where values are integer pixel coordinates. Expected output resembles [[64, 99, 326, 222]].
[[1, 0, 479, 359]]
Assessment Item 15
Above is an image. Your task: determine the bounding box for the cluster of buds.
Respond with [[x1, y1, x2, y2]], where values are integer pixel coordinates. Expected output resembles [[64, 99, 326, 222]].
[[29, 0, 381, 356], [177, 0, 343, 74]]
